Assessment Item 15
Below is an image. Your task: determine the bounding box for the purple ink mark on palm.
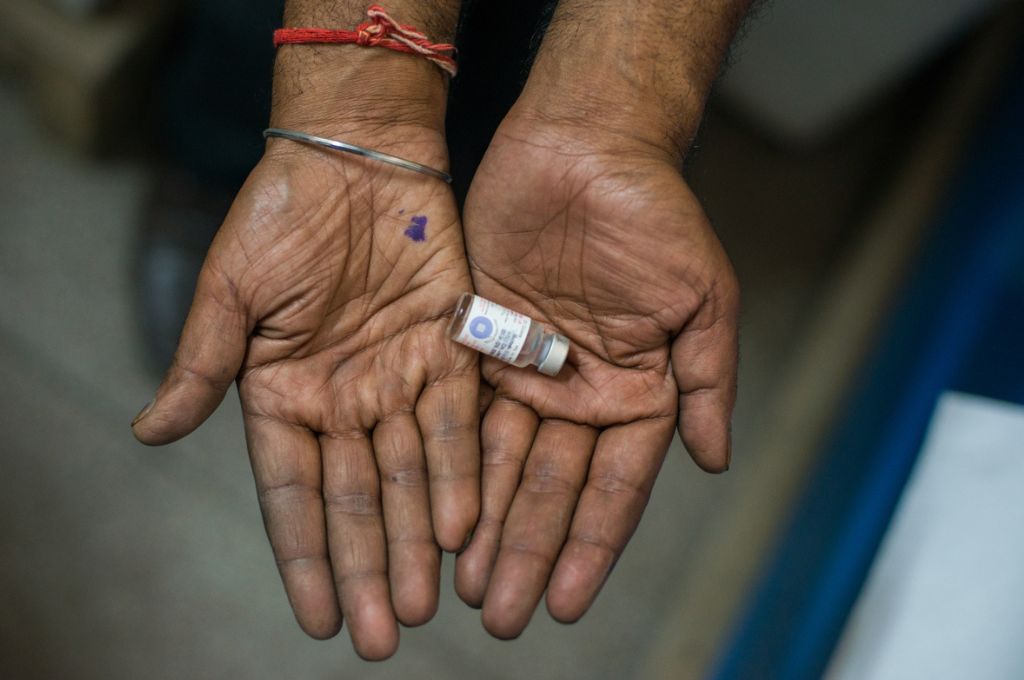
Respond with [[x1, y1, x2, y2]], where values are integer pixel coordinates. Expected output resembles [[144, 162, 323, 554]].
[[404, 215, 428, 242]]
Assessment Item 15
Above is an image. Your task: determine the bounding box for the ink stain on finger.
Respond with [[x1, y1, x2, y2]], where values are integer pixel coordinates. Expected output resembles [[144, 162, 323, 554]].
[[404, 215, 428, 242]]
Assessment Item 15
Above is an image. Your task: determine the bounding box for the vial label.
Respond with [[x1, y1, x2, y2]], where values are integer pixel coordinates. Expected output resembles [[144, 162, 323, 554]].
[[455, 296, 530, 363]]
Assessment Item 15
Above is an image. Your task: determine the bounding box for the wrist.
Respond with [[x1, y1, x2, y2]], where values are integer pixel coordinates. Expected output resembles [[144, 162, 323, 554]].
[[268, 45, 450, 173], [272, 43, 448, 132], [514, 53, 703, 165], [515, 0, 750, 162], [269, 1, 459, 156]]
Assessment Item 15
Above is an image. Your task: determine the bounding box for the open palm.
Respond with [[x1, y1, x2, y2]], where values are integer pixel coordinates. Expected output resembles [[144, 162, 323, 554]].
[[455, 113, 740, 638], [132, 135, 478, 659]]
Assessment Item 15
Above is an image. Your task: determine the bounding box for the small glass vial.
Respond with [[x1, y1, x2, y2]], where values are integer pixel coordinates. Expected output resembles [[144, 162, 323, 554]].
[[447, 293, 570, 376]]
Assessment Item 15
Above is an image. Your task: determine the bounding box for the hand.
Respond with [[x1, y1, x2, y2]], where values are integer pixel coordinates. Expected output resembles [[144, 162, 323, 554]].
[[455, 108, 740, 638], [131, 118, 479, 658]]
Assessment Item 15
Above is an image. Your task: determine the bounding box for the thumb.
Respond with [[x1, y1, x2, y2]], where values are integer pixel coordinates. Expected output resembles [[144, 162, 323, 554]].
[[670, 272, 740, 474], [132, 263, 249, 446]]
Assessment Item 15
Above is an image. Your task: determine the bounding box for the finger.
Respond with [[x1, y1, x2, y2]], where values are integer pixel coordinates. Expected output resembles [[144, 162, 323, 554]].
[[478, 380, 495, 416], [416, 368, 480, 551], [546, 417, 675, 623], [481, 421, 597, 639], [321, 432, 399, 661], [455, 396, 537, 607], [671, 271, 740, 472], [244, 412, 340, 639], [372, 414, 440, 627], [132, 262, 249, 445]]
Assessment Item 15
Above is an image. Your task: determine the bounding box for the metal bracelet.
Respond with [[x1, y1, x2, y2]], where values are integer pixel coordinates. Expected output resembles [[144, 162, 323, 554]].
[[262, 127, 452, 184]]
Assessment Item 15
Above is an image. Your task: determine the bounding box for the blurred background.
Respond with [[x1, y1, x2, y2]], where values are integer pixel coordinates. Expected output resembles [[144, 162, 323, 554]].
[[1, 0, 1022, 678]]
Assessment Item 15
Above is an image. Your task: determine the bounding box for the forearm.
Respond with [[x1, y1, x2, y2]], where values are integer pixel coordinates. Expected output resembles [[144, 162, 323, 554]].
[[519, 0, 752, 159], [272, 0, 462, 138]]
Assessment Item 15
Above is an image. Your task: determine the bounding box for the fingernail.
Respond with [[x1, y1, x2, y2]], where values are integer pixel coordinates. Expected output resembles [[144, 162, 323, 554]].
[[131, 400, 155, 427]]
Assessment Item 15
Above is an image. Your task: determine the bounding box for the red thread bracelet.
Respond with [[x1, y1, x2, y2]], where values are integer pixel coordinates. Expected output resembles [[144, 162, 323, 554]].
[[274, 5, 457, 76]]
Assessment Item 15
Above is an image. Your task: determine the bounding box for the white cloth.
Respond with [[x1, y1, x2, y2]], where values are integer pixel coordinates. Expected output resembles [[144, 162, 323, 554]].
[[826, 392, 1024, 680]]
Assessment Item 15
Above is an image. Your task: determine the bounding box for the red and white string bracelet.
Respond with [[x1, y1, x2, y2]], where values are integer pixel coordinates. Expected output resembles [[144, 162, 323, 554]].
[[273, 4, 458, 77], [266, 6, 455, 183]]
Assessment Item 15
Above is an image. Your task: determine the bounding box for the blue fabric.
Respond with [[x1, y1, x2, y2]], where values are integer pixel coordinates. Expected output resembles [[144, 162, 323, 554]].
[[712, 45, 1024, 680]]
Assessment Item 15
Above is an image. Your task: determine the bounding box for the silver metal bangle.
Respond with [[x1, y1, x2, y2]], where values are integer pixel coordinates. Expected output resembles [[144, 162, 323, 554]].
[[262, 128, 452, 184]]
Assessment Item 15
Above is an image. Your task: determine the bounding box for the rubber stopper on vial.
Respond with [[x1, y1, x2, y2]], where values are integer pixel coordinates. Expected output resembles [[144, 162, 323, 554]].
[[537, 334, 569, 376]]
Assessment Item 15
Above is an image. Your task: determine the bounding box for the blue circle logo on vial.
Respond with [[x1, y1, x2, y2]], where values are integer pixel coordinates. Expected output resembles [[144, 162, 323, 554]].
[[469, 316, 494, 340]]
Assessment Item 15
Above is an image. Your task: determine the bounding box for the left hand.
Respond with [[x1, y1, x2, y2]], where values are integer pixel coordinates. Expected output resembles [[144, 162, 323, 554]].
[[455, 107, 740, 638]]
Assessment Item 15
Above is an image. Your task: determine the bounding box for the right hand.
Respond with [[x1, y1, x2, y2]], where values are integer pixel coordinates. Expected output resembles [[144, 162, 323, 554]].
[[132, 52, 478, 660]]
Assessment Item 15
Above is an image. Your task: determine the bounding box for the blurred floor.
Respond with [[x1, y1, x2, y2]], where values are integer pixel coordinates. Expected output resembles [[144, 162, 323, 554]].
[[0, 47, 917, 676]]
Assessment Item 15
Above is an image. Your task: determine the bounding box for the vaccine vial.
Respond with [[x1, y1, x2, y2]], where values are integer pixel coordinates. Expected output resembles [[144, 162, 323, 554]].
[[447, 293, 570, 376]]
